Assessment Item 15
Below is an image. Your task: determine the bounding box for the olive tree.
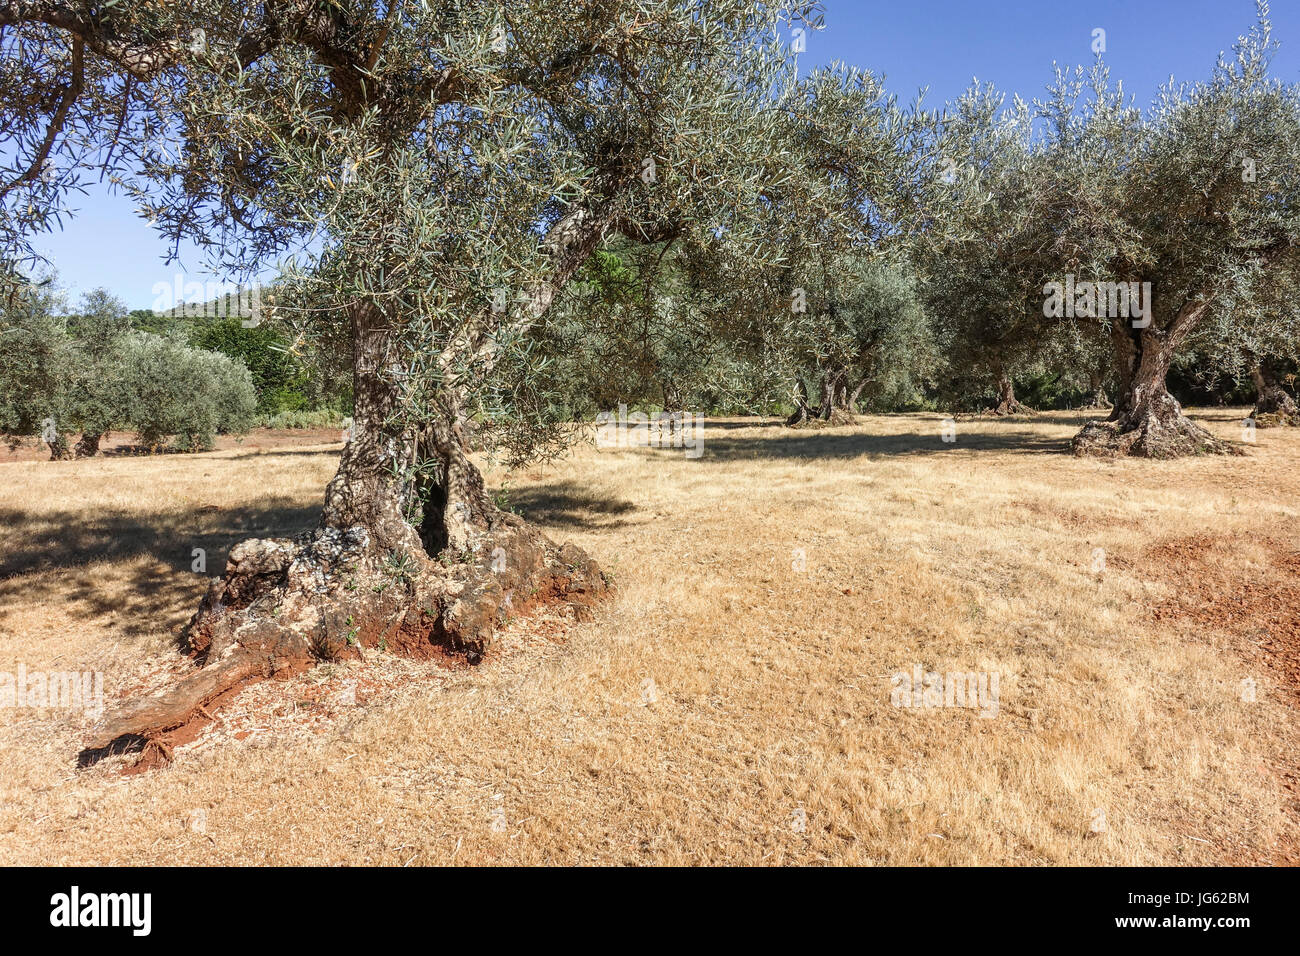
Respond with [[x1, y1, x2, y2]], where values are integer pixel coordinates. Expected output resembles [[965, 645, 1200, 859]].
[[119, 330, 257, 450], [918, 82, 1074, 416], [1040, 7, 1300, 457], [782, 255, 934, 424], [60, 287, 135, 455], [1, 277, 257, 455], [1190, 263, 1300, 426], [2, 1, 901, 749], [0, 281, 133, 457], [0, 271, 76, 455]]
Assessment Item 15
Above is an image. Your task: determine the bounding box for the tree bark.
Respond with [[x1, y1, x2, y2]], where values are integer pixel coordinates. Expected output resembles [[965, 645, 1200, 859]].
[[814, 368, 836, 421], [83, 296, 609, 770], [318, 301, 424, 556], [1073, 316, 1236, 457], [73, 432, 102, 458], [803, 364, 857, 425], [992, 373, 1026, 416], [1249, 364, 1300, 427], [46, 432, 72, 460]]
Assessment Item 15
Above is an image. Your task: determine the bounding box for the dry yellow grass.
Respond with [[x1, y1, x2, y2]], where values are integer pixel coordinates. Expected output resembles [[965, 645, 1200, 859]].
[[0, 409, 1296, 865]]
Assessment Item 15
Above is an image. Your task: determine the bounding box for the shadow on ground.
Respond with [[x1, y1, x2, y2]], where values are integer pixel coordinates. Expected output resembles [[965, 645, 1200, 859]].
[[0, 498, 319, 636], [508, 481, 638, 531], [695, 421, 1077, 461]]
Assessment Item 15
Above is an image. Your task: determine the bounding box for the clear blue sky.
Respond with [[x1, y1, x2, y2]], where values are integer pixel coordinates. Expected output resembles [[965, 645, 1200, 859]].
[[35, 0, 1300, 310]]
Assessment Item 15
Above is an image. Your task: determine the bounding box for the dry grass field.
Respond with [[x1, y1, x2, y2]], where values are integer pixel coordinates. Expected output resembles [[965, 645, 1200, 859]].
[[0, 409, 1297, 865]]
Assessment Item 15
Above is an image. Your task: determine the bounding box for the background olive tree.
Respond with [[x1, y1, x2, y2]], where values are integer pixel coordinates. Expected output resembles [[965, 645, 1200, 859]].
[[0, 277, 257, 454]]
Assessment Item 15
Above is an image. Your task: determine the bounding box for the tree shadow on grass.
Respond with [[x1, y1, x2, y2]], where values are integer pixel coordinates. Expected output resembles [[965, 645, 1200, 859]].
[[693, 418, 787, 431], [507, 481, 638, 532], [0, 498, 318, 637], [216, 447, 343, 461], [695, 423, 1077, 462]]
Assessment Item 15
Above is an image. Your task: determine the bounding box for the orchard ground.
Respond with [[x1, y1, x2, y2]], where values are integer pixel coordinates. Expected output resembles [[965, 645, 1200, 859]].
[[0, 409, 1296, 865]]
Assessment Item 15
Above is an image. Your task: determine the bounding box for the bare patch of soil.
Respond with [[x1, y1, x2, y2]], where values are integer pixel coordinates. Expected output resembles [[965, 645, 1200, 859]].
[[1143, 532, 1300, 863]]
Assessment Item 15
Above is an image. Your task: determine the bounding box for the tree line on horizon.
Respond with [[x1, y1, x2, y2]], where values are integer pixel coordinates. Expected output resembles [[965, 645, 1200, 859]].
[[0, 275, 350, 456]]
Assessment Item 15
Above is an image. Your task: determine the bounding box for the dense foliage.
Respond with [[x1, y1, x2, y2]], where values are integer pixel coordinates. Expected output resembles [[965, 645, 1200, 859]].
[[0, 281, 256, 454]]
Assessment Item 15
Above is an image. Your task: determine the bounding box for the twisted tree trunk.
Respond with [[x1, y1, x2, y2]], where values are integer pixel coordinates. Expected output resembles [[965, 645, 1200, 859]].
[[1249, 364, 1300, 427], [1073, 315, 1236, 458], [46, 432, 73, 460], [992, 372, 1027, 416], [83, 299, 608, 769], [823, 367, 856, 423], [73, 432, 102, 458]]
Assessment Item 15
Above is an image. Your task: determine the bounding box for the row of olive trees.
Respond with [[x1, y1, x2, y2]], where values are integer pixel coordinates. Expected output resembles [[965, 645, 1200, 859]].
[[4, 1, 1296, 746], [915, 4, 1300, 454], [541, 5, 1300, 438], [749, 3, 1299, 440], [0, 282, 256, 457]]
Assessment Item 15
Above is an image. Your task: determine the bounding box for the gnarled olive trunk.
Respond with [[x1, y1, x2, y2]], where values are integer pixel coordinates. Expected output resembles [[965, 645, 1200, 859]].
[[816, 366, 857, 424], [1249, 364, 1300, 427], [1073, 318, 1235, 458], [46, 432, 73, 460], [992, 372, 1027, 416], [318, 301, 425, 556], [71, 432, 102, 458], [46, 431, 108, 459], [1080, 370, 1111, 410], [83, 298, 608, 770], [786, 364, 857, 427]]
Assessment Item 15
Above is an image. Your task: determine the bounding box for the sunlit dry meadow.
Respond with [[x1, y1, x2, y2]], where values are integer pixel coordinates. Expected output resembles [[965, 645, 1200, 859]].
[[0, 409, 1296, 865]]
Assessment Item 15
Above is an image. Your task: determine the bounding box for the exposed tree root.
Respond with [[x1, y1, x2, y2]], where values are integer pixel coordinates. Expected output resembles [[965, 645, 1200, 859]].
[[1251, 386, 1300, 428], [73, 432, 103, 458], [820, 406, 858, 426], [80, 516, 608, 771], [1072, 400, 1242, 459], [989, 399, 1035, 417]]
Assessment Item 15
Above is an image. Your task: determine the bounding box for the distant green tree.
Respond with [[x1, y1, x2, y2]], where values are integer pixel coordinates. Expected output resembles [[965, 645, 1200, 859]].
[[62, 288, 134, 456], [127, 308, 171, 334], [782, 256, 936, 425], [118, 332, 257, 451], [0, 272, 74, 456], [2, 275, 258, 456], [191, 317, 308, 414]]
